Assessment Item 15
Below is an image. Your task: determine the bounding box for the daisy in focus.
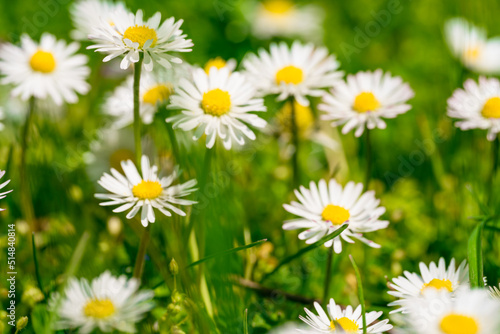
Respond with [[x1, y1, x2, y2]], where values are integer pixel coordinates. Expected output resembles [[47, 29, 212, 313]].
[[319, 69, 414, 137], [447, 76, 500, 141], [51, 271, 154, 333], [300, 298, 392, 333], [282, 179, 389, 254], [444, 18, 500, 74], [204, 57, 237, 74], [248, 0, 324, 42], [88, 9, 193, 71], [95, 155, 197, 227], [243, 41, 343, 106], [0, 33, 90, 105], [0, 170, 12, 211], [166, 67, 267, 149], [70, 0, 129, 40], [402, 289, 500, 334], [387, 258, 468, 313]]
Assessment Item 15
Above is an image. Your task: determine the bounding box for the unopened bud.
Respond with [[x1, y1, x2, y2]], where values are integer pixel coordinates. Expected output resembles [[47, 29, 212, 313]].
[[16, 316, 28, 330], [169, 258, 179, 275]]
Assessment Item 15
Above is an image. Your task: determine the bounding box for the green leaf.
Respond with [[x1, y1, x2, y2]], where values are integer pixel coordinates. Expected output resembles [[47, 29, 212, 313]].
[[261, 224, 349, 282], [187, 239, 267, 268], [468, 219, 487, 288], [349, 255, 366, 334]]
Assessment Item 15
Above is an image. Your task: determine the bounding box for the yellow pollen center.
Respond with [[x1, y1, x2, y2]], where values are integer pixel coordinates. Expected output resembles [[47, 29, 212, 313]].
[[464, 47, 480, 61], [276, 65, 303, 85], [440, 314, 479, 334], [83, 299, 115, 319], [321, 204, 350, 225], [123, 25, 158, 48], [421, 278, 453, 292], [263, 0, 294, 14], [330, 317, 359, 332], [278, 100, 314, 134], [30, 50, 56, 73], [481, 97, 500, 118], [143, 84, 173, 105], [204, 57, 227, 73], [353, 92, 380, 113], [132, 180, 163, 200], [201, 88, 231, 116]]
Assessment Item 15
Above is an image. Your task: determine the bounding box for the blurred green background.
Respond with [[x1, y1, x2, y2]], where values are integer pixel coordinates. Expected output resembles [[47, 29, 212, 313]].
[[1, 0, 500, 333]]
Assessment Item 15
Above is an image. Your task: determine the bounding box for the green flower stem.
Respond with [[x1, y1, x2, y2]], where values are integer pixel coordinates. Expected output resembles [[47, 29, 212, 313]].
[[31, 232, 48, 301], [133, 224, 151, 280], [165, 119, 181, 164], [290, 97, 300, 187], [322, 245, 334, 303], [133, 54, 144, 169], [488, 136, 499, 205], [349, 255, 366, 334], [20, 97, 36, 230], [364, 129, 372, 190]]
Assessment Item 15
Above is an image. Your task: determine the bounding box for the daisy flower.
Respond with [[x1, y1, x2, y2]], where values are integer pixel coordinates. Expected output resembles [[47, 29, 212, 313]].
[[402, 289, 500, 334], [0, 33, 90, 105], [319, 69, 414, 137], [70, 0, 129, 41], [166, 67, 267, 149], [243, 41, 343, 106], [447, 76, 500, 141], [51, 271, 154, 333], [0, 170, 12, 211], [95, 155, 197, 227], [444, 18, 500, 74], [388, 258, 469, 314], [300, 299, 392, 333], [104, 65, 189, 128], [282, 179, 389, 254], [88, 9, 193, 71], [489, 284, 500, 299], [248, 0, 324, 42], [204, 57, 237, 74]]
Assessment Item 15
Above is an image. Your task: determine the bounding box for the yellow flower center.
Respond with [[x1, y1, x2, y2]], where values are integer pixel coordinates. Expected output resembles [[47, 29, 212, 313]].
[[83, 299, 115, 319], [276, 65, 303, 85], [464, 47, 480, 61], [440, 314, 479, 334], [132, 180, 163, 200], [353, 92, 380, 113], [201, 88, 231, 116], [30, 50, 56, 73], [278, 100, 314, 134], [321, 204, 350, 225], [481, 97, 500, 119], [143, 84, 173, 105], [421, 278, 453, 292], [204, 57, 227, 73], [123, 25, 158, 48], [263, 0, 294, 14], [330, 317, 359, 332]]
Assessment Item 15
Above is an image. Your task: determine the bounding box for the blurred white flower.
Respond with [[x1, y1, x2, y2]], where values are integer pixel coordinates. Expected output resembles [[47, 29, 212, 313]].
[[203, 57, 237, 74], [282, 179, 389, 254], [319, 69, 414, 137], [445, 17, 500, 74], [0, 33, 90, 105], [0, 170, 12, 211], [243, 41, 343, 106]]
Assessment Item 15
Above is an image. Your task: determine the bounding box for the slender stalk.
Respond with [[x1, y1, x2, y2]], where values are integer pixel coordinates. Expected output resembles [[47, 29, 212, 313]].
[[20, 97, 36, 230], [322, 245, 334, 303], [133, 224, 151, 279], [364, 129, 372, 189], [165, 120, 180, 164], [349, 255, 367, 334], [31, 232, 47, 301], [290, 97, 300, 187], [488, 136, 499, 206], [133, 54, 144, 168]]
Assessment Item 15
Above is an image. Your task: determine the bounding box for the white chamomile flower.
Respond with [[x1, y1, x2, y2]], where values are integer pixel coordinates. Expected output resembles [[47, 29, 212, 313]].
[[300, 299, 393, 333], [282, 179, 389, 254], [103, 65, 189, 128], [319, 69, 414, 137], [489, 284, 500, 299], [166, 67, 267, 150], [70, 0, 129, 41], [243, 41, 343, 106], [88, 9, 193, 71], [0, 170, 12, 211], [445, 17, 500, 74], [95, 155, 197, 227], [447, 76, 500, 141], [402, 289, 500, 334], [203, 57, 237, 74], [51, 271, 154, 333], [248, 0, 324, 42], [0, 33, 90, 105], [388, 258, 469, 314]]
